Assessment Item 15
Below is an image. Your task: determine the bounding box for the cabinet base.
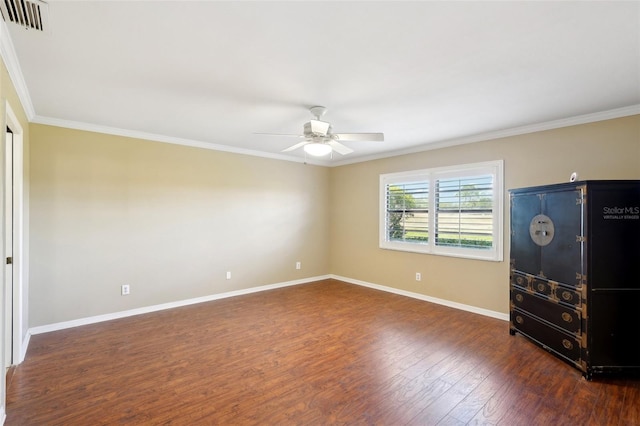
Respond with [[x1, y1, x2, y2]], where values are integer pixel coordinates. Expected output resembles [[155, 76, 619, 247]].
[[510, 329, 640, 381]]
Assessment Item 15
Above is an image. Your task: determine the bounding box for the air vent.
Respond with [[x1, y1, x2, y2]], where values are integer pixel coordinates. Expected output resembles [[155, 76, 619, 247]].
[[1, 0, 49, 32]]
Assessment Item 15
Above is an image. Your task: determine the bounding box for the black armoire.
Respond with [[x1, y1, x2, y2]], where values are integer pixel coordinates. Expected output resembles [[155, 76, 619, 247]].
[[509, 180, 640, 379]]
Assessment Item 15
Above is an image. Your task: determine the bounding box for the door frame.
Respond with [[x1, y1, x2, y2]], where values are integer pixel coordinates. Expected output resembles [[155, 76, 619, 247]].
[[4, 102, 24, 367]]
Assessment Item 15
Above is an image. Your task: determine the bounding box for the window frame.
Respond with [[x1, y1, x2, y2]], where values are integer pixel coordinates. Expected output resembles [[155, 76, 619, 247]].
[[379, 160, 504, 262]]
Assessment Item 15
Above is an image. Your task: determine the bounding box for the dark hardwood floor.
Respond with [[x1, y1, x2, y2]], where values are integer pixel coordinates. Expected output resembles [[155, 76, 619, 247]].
[[6, 279, 640, 425]]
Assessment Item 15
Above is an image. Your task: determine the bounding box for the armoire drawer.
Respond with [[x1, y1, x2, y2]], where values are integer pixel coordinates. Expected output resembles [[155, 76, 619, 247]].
[[554, 285, 581, 307], [511, 288, 581, 334], [511, 309, 582, 363], [510, 271, 530, 290], [531, 278, 553, 297]]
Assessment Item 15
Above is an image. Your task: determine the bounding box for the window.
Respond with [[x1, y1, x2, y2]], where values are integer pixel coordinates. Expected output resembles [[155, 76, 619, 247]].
[[380, 160, 503, 261]]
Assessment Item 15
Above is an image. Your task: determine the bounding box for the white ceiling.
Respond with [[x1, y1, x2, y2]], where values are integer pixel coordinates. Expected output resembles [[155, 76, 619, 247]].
[[3, 1, 640, 166]]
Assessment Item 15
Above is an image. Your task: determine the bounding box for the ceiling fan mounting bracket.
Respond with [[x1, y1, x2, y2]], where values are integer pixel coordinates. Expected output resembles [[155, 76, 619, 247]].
[[309, 106, 327, 119]]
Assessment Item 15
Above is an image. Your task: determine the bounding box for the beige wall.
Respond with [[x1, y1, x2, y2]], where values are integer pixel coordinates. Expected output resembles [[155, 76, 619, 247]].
[[29, 125, 330, 326], [27, 115, 640, 327], [329, 115, 640, 314]]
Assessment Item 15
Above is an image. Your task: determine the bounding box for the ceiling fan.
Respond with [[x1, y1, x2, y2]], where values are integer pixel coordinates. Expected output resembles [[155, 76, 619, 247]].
[[258, 106, 384, 157]]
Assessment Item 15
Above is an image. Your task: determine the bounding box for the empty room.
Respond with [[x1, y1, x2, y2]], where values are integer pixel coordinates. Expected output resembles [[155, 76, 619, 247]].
[[0, 1, 639, 425]]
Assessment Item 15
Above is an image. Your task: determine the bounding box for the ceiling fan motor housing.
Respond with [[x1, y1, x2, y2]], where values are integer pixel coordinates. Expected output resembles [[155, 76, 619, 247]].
[[303, 120, 331, 137]]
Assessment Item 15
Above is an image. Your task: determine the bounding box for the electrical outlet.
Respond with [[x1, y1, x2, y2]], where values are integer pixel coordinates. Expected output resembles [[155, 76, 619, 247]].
[[121, 284, 130, 295], [296, 261, 301, 270], [226, 271, 231, 280], [415, 273, 421, 281]]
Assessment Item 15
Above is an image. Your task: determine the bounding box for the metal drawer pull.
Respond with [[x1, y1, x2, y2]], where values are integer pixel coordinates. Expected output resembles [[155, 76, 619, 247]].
[[561, 312, 573, 323], [516, 294, 523, 302], [562, 339, 574, 350], [561, 291, 572, 301], [515, 316, 524, 324], [537, 283, 546, 292]]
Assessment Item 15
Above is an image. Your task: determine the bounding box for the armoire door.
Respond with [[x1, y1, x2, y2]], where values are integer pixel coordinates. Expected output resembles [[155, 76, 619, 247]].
[[540, 188, 583, 287], [510, 193, 541, 276]]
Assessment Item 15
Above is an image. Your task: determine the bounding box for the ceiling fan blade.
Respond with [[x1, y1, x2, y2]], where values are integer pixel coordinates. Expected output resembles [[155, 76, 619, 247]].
[[282, 141, 310, 152], [327, 141, 354, 155], [332, 132, 384, 142], [254, 132, 304, 138]]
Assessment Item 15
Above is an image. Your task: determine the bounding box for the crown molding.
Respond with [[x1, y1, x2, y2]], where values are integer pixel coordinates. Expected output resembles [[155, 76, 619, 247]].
[[32, 115, 332, 166], [0, 18, 35, 120], [32, 103, 640, 168], [331, 104, 640, 167]]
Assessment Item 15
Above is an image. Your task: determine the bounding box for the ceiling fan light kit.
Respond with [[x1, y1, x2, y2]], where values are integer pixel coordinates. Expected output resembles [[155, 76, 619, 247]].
[[303, 142, 332, 157], [257, 106, 384, 158]]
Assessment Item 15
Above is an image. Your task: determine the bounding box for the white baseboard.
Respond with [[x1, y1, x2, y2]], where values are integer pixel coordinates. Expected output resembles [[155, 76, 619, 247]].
[[19, 332, 30, 364], [29, 275, 331, 336], [331, 274, 509, 321], [24, 274, 507, 361]]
